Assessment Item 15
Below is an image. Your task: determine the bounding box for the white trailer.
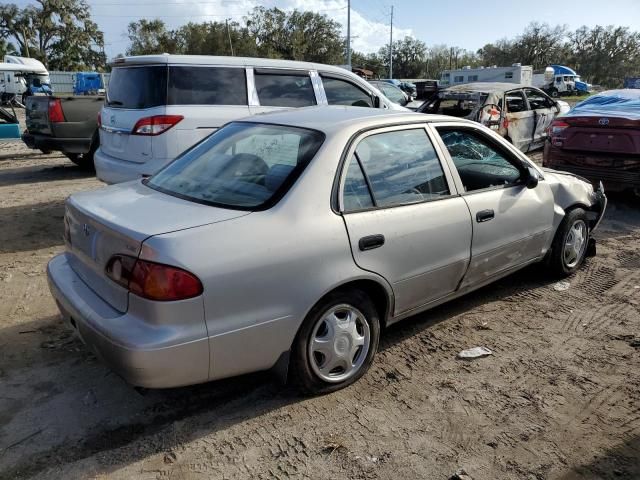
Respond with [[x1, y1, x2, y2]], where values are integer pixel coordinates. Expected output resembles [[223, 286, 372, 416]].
[[0, 56, 51, 105], [440, 63, 533, 87]]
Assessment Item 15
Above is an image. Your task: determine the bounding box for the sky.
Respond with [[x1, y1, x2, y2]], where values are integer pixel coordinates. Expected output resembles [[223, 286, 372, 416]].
[[11, 0, 640, 60]]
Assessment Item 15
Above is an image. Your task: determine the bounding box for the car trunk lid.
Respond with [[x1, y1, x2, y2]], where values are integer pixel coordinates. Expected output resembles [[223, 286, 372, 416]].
[[65, 180, 249, 312], [558, 116, 640, 155]]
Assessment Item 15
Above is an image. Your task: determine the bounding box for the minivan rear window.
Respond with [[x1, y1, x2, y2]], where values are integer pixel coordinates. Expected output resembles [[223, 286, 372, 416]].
[[168, 66, 247, 105], [147, 122, 324, 210], [106, 66, 167, 109]]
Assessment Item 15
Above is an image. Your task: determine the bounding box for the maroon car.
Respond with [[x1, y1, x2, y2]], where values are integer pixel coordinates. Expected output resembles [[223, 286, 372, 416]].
[[543, 89, 640, 194]]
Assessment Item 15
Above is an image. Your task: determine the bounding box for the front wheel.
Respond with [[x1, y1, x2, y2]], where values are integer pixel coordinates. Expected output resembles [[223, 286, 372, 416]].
[[549, 208, 589, 277], [290, 289, 380, 395]]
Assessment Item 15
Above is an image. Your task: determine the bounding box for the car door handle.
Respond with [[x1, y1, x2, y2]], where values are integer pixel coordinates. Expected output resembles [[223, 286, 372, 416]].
[[476, 209, 495, 223], [359, 234, 385, 251]]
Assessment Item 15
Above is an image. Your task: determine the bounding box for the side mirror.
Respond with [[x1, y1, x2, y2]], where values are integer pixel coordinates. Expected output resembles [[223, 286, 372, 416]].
[[525, 166, 539, 189]]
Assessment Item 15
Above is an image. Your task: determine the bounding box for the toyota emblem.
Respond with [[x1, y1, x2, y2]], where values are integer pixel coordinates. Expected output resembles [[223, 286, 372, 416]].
[[110, 114, 116, 124], [598, 118, 609, 126]]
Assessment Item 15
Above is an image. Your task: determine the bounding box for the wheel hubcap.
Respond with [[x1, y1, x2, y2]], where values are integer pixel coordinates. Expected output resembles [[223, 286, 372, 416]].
[[308, 304, 371, 383], [563, 219, 587, 268]]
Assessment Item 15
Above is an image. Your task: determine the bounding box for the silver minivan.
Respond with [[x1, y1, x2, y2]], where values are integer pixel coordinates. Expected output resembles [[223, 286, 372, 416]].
[[95, 55, 403, 184]]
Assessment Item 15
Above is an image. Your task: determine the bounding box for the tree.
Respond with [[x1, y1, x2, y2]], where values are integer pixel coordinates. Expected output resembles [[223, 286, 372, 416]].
[[0, 38, 17, 59], [126, 19, 179, 56], [0, 0, 105, 70], [567, 25, 640, 87], [246, 7, 343, 63]]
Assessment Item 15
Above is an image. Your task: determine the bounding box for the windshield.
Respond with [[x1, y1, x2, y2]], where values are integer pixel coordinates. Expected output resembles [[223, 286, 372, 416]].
[[106, 65, 167, 108], [147, 122, 325, 210]]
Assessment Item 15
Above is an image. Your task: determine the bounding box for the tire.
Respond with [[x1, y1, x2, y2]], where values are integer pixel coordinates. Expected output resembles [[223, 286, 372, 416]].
[[549, 208, 589, 277], [290, 288, 380, 395], [550, 89, 559, 98]]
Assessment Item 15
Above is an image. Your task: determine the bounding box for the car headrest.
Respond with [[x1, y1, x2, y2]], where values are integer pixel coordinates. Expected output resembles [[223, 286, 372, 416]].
[[266, 163, 295, 192]]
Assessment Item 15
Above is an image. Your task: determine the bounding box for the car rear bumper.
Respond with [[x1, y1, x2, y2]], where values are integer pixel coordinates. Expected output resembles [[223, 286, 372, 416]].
[[47, 253, 210, 388], [543, 143, 640, 192], [94, 148, 171, 184], [22, 132, 91, 154]]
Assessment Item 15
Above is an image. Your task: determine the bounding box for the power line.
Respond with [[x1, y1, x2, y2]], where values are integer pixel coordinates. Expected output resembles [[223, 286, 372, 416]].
[[389, 5, 393, 78]]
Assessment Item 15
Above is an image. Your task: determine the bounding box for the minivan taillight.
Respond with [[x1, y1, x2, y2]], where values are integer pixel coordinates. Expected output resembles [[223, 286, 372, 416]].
[[131, 115, 183, 136], [48, 99, 65, 123], [105, 255, 203, 301]]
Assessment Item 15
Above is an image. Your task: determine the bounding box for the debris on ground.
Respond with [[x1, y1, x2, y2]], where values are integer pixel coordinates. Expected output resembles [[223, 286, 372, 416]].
[[552, 281, 571, 291], [449, 468, 473, 480], [457, 346, 493, 359]]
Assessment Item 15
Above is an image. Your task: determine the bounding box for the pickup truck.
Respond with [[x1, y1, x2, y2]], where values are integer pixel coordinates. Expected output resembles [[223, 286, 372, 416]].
[[21, 95, 103, 169]]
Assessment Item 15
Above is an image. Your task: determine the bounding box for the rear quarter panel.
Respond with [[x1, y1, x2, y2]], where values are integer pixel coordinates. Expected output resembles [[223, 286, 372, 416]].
[[139, 136, 392, 381]]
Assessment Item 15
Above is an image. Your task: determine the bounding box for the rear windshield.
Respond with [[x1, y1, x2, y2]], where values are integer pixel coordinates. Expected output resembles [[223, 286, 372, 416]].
[[434, 93, 488, 117], [147, 122, 325, 210], [106, 66, 167, 109]]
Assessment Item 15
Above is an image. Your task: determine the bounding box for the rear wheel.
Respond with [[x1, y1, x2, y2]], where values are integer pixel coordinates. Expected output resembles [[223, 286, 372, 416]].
[[65, 132, 98, 171], [290, 289, 380, 395], [549, 208, 589, 277]]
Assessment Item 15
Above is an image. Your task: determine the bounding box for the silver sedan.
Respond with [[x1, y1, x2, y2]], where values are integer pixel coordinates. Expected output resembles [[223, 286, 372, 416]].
[[47, 107, 606, 394]]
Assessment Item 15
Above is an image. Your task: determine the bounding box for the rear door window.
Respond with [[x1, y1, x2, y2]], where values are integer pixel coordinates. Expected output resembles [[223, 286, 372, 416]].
[[168, 66, 247, 105], [106, 66, 167, 109], [352, 128, 450, 208], [322, 76, 373, 107], [254, 70, 316, 107]]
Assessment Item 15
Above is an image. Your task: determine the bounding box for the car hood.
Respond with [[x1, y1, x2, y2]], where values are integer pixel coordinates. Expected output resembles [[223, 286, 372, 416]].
[[68, 179, 250, 242]]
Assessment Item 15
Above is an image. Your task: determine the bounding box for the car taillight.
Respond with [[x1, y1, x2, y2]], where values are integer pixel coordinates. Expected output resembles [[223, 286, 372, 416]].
[[105, 255, 203, 301], [97, 111, 101, 128], [548, 120, 570, 147], [131, 115, 183, 136], [549, 120, 569, 136], [48, 99, 65, 123]]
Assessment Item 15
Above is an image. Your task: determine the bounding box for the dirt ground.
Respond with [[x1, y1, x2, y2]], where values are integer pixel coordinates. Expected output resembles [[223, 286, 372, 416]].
[[1, 113, 639, 480]]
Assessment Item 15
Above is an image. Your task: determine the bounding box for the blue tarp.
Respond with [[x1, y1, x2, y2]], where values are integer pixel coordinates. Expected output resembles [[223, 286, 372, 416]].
[[565, 89, 640, 119]]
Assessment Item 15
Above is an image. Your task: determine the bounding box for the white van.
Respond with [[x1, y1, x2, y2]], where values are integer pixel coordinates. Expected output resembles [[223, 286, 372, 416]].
[[96, 55, 403, 184]]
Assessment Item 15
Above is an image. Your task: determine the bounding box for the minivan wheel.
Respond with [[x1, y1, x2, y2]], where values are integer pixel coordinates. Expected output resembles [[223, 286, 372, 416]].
[[549, 208, 589, 277], [290, 289, 380, 395]]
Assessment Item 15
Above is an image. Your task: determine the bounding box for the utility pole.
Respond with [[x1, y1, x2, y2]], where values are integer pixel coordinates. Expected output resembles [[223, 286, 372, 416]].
[[389, 5, 393, 78], [346, 0, 351, 68], [226, 19, 235, 56]]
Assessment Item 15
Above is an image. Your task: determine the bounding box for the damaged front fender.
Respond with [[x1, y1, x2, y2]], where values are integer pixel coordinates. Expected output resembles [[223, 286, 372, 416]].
[[543, 168, 607, 234]]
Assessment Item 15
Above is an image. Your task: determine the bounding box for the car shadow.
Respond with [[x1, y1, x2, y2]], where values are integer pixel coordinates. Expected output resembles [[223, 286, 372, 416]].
[[555, 434, 640, 479], [0, 200, 66, 254], [0, 164, 94, 187], [0, 263, 559, 480]]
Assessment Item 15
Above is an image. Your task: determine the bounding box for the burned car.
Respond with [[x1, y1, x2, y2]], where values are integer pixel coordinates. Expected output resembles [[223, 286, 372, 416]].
[[543, 89, 640, 194], [418, 82, 570, 152]]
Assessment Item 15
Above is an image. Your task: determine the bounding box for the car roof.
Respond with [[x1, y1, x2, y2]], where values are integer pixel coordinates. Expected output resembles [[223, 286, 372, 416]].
[[238, 105, 469, 134], [109, 54, 354, 76], [445, 82, 530, 93]]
